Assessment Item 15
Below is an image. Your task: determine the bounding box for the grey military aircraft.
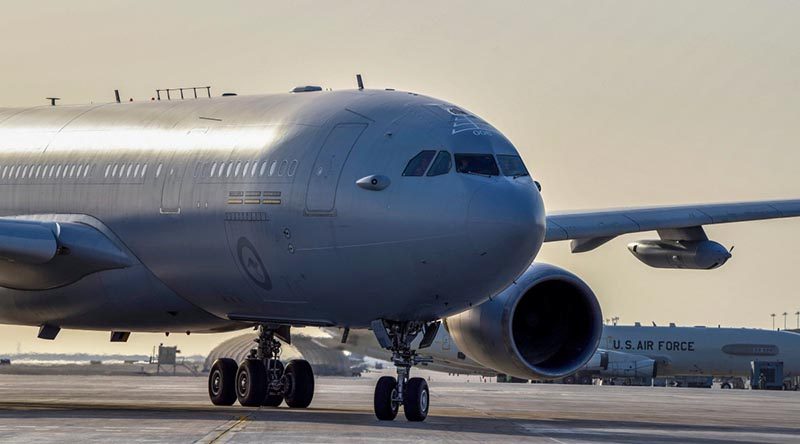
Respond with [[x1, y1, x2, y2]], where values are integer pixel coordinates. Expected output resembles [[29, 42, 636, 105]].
[[1, 81, 799, 421]]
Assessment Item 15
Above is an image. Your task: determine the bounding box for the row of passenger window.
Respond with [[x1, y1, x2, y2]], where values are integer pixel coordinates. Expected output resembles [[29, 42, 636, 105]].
[[0, 158, 300, 182], [0, 162, 159, 181], [402, 151, 529, 178], [0, 163, 95, 180], [194, 159, 299, 179], [104, 163, 153, 179]]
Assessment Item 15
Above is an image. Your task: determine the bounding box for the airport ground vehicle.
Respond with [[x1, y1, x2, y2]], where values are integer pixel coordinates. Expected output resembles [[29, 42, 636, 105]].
[[1, 85, 799, 420]]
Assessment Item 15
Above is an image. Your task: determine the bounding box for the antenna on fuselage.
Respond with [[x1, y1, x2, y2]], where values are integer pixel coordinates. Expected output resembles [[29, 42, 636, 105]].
[[114, 90, 121, 103], [356, 74, 364, 90], [46, 97, 60, 106]]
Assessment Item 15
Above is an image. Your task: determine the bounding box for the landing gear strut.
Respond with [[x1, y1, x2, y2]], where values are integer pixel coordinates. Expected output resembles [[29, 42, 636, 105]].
[[371, 320, 438, 422], [208, 325, 314, 409]]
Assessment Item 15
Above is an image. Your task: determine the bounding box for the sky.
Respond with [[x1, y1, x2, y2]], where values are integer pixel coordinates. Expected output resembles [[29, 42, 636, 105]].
[[0, 0, 799, 356]]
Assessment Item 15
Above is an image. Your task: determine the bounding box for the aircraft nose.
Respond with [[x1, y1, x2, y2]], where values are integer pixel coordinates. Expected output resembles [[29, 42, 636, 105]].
[[466, 180, 546, 277]]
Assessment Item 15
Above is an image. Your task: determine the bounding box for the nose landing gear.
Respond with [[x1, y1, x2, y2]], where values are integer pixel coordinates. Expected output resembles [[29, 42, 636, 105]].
[[208, 325, 314, 409], [371, 320, 438, 422]]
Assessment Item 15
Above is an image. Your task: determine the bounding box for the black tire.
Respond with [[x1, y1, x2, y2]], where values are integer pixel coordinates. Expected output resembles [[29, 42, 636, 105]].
[[721, 382, 732, 390], [404, 377, 429, 422], [208, 358, 238, 406], [284, 359, 314, 408], [374, 376, 399, 421], [236, 359, 267, 407], [263, 359, 285, 407]]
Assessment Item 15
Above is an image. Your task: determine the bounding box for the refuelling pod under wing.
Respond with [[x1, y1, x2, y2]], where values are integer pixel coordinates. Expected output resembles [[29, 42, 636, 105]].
[[445, 263, 603, 380], [627, 240, 731, 270], [584, 349, 658, 379]]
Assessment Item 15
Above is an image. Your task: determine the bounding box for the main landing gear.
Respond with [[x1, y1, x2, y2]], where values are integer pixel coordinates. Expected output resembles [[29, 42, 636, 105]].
[[371, 319, 439, 422], [208, 325, 314, 409]]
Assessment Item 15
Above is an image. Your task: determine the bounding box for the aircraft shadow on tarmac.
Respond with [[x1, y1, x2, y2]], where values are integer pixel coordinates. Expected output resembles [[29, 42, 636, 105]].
[[0, 401, 795, 443]]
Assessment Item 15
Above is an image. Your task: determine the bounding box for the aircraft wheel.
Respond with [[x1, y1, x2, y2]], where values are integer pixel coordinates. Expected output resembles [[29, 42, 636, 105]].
[[721, 382, 732, 389], [208, 358, 238, 406], [374, 376, 399, 421], [284, 359, 314, 408], [403, 377, 429, 422], [263, 359, 285, 407], [236, 359, 267, 407]]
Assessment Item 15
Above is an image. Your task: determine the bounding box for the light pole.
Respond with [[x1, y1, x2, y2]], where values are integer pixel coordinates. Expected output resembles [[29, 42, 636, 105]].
[[771, 313, 776, 330], [783, 312, 788, 330]]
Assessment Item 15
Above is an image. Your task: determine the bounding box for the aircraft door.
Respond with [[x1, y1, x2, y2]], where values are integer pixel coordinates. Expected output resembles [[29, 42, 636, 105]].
[[160, 161, 186, 214], [305, 123, 367, 215]]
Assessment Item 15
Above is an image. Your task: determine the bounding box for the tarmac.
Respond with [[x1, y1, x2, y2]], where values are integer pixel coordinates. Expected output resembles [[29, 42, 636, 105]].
[[0, 369, 798, 443]]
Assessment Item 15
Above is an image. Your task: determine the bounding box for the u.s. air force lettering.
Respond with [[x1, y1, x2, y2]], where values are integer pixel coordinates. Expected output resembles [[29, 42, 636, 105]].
[[611, 339, 695, 352]]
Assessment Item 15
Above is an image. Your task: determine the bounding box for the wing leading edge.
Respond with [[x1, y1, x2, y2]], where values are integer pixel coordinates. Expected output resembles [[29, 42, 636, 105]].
[[545, 199, 800, 254]]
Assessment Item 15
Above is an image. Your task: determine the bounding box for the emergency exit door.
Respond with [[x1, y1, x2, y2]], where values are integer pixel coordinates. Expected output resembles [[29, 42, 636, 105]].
[[160, 162, 185, 214], [305, 123, 367, 215]]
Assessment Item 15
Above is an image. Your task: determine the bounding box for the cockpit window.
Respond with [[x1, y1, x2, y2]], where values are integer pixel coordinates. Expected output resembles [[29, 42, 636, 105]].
[[402, 150, 436, 176], [496, 155, 529, 177], [454, 154, 499, 176], [426, 151, 452, 176]]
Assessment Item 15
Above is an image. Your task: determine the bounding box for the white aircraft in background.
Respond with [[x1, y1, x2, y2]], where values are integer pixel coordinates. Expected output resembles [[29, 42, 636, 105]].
[[326, 323, 800, 390]]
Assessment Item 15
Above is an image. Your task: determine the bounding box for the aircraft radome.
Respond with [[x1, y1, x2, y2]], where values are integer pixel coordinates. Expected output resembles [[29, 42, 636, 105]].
[[0, 81, 799, 421]]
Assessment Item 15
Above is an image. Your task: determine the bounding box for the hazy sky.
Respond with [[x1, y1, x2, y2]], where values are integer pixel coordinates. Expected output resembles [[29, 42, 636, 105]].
[[1, 1, 799, 356]]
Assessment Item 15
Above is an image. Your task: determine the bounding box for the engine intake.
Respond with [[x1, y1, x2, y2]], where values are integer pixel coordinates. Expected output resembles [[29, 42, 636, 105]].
[[445, 263, 603, 380]]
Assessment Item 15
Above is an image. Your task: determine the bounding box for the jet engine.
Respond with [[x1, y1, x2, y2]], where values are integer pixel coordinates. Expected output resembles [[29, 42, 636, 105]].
[[627, 240, 731, 270], [445, 263, 602, 380]]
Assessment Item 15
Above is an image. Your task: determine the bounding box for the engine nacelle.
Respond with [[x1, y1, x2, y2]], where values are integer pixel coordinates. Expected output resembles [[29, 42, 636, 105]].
[[445, 263, 603, 380], [627, 240, 731, 270], [585, 350, 657, 379]]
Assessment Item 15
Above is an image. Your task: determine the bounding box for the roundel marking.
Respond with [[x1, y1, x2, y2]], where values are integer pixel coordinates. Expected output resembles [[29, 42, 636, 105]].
[[237, 237, 272, 290]]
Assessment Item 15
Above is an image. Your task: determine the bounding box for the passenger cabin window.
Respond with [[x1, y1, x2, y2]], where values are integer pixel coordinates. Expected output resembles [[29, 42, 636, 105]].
[[496, 155, 529, 177], [402, 150, 436, 176], [454, 154, 499, 176], [426, 151, 452, 176]]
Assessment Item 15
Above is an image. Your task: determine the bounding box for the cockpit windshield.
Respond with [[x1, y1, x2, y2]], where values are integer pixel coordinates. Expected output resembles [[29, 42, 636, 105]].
[[402, 150, 436, 176], [496, 155, 529, 177], [454, 154, 499, 176]]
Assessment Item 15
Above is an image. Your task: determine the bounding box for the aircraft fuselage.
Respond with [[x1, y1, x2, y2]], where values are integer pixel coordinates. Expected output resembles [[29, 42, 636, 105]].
[[0, 90, 545, 332]]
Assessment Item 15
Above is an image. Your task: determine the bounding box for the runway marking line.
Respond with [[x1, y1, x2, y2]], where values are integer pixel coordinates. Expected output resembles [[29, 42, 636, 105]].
[[197, 414, 251, 444]]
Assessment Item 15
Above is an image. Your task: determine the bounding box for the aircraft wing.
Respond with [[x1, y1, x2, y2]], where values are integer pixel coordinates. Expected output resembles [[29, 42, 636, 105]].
[[545, 199, 800, 254], [0, 217, 134, 290]]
